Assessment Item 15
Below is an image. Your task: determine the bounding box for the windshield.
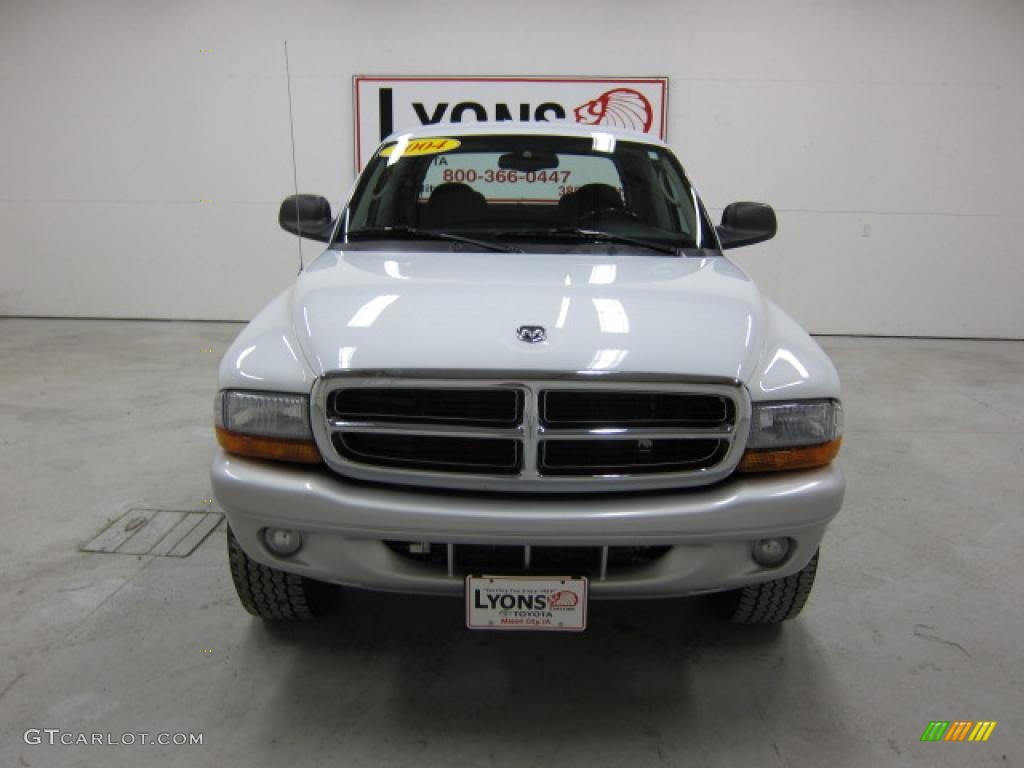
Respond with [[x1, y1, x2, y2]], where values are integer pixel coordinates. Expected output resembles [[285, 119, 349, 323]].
[[338, 133, 715, 252]]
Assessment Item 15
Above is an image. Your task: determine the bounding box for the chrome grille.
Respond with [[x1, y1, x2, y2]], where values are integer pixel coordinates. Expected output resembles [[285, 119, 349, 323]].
[[311, 371, 750, 493]]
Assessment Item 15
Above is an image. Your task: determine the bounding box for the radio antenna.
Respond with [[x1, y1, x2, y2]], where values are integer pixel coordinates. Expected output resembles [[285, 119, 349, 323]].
[[284, 40, 303, 274]]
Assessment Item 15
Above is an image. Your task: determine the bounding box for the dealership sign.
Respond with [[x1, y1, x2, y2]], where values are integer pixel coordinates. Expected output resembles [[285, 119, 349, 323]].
[[353, 76, 669, 169]]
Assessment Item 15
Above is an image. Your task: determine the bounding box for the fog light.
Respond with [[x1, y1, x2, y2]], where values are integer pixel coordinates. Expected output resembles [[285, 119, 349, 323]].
[[263, 528, 302, 557], [752, 538, 790, 567]]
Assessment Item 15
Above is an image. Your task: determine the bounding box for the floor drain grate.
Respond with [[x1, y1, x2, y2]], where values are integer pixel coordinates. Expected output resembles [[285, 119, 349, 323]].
[[81, 508, 223, 557]]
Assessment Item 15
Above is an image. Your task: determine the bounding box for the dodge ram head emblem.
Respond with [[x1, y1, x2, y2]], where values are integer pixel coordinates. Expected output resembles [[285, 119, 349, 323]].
[[516, 325, 547, 343]]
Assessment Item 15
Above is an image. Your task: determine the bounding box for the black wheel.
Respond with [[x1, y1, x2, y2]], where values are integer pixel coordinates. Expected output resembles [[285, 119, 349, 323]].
[[711, 550, 819, 625], [227, 526, 336, 620]]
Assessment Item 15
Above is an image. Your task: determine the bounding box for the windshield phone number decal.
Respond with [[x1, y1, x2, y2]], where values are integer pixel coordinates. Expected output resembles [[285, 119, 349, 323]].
[[420, 155, 623, 202], [441, 168, 571, 185], [420, 171, 625, 202]]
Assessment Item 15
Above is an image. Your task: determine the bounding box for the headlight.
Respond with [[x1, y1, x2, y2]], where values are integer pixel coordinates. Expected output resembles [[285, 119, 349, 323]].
[[738, 399, 842, 473], [214, 390, 321, 464]]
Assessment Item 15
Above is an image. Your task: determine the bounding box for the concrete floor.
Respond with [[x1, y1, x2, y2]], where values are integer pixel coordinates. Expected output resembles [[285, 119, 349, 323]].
[[0, 318, 1021, 767]]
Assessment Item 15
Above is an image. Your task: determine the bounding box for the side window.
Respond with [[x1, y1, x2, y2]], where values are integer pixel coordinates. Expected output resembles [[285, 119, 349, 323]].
[[420, 153, 622, 204], [620, 151, 696, 237], [347, 163, 388, 230], [348, 161, 420, 229]]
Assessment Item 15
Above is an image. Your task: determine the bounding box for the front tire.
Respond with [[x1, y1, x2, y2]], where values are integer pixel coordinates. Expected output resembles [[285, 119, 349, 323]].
[[227, 526, 336, 620], [712, 549, 819, 625]]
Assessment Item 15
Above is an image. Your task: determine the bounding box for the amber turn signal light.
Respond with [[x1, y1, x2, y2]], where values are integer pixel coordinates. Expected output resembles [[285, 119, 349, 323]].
[[216, 427, 322, 465], [737, 439, 841, 473]]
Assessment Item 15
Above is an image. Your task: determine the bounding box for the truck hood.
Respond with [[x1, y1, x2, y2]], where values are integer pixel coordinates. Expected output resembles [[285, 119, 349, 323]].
[[289, 248, 765, 382]]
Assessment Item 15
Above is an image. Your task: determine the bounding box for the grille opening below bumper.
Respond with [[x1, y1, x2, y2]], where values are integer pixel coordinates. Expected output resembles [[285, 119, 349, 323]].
[[385, 541, 672, 579]]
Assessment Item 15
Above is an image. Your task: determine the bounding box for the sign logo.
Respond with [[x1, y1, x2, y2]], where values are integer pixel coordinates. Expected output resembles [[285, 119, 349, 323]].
[[574, 88, 654, 133], [516, 325, 547, 344], [354, 77, 668, 170], [920, 721, 997, 743]]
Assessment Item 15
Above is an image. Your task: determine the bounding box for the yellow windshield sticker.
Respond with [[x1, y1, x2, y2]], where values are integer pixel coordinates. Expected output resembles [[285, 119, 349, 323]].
[[380, 137, 461, 158]]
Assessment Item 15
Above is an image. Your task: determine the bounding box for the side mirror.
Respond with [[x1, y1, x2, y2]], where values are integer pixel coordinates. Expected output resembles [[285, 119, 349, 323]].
[[279, 194, 334, 242], [716, 202, 777, 250]]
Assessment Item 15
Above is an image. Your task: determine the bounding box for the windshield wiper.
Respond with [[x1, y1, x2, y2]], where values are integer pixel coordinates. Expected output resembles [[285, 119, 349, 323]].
[[497, 227, 682, 256], [343, 226, 521, 253]]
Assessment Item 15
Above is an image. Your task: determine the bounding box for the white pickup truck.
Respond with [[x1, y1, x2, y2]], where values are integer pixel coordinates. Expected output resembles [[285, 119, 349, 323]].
[[211, 123, 844, 630]]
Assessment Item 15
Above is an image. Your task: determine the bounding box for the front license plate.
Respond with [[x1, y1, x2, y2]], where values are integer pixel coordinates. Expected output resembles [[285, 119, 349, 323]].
[[465, 575, 588, 631]]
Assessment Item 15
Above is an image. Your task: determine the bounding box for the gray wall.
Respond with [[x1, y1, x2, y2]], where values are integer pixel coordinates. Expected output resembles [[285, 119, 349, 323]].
[[2, 0, 1023, 337]]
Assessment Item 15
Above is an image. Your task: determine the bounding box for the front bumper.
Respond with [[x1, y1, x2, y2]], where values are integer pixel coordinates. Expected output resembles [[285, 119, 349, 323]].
[[211, 449, 844, 598]]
